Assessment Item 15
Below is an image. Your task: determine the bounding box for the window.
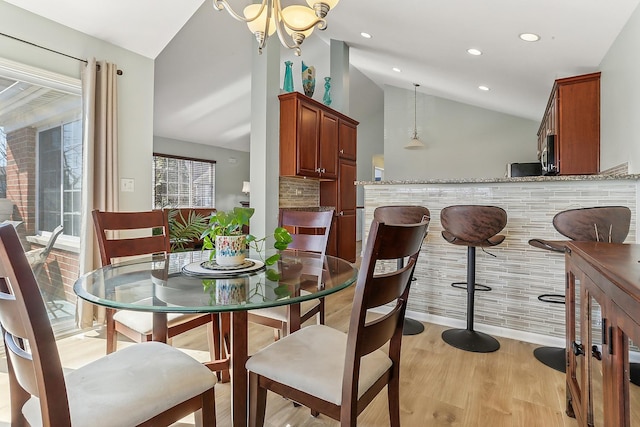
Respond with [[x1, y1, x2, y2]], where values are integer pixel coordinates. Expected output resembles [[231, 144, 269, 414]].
[[152, 153, 215, 208], [38, 120, 82, 237]]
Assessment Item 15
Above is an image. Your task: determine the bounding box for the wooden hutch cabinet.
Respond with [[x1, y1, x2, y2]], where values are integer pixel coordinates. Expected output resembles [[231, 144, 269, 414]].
[[565, 242, 640, 426], [279, 92, 359, 262], [279, 92, 342, 180], [537, 72, 600, 175]]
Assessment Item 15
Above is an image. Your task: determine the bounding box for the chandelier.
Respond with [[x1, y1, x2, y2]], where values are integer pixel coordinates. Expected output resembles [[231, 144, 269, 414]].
[[212, 0, 340, 56]]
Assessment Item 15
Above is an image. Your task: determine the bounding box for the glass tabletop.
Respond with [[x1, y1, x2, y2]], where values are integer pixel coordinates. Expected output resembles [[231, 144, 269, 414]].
[[74, 250, 358, 313]]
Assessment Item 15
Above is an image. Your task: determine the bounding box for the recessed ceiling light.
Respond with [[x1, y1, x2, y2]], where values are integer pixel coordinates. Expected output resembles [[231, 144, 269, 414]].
[[392, 67, 401, 73], [519, 33, 540, 42], [478, 85, 490, 91], [467, 48, 482, 56], [360, 32, 372, 39]]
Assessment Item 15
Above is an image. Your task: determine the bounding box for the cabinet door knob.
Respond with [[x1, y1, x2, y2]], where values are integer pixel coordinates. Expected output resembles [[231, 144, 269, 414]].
[[321, 168, 326, 173], [339, 211, 344, 216], [340, 149, 344, 154], [572, 341, 584, 356], [315, 168, 321, 173], [591, 345, 602, 361]]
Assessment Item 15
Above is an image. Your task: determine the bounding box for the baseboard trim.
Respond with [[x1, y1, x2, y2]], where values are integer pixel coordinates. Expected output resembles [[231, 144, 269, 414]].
[[370, 307, 566, 348]]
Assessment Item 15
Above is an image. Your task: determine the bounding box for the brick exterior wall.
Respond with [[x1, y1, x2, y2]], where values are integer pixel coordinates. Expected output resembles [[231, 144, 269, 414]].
[[6, 127, 80, 304]]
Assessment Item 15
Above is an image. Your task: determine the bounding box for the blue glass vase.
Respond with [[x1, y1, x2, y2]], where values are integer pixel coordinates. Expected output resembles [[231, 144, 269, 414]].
[[323, 77, 332, 106], [283, 61, 294, 92]]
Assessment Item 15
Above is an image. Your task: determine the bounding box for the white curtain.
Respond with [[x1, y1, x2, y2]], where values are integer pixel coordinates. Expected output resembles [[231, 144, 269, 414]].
[[77, 58, 119, 328]]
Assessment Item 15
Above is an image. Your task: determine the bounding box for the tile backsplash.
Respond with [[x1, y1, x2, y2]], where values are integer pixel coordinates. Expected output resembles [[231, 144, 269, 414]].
[[279, 177, 319, 207]]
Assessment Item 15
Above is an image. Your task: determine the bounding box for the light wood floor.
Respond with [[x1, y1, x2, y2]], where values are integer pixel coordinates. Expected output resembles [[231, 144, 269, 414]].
[[0, 282, 577, 427]]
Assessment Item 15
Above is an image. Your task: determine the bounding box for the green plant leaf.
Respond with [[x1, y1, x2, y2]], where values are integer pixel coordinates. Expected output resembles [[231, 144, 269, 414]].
[[265, 253, 281, 266], [273, 241, 289, 250], [273, 284, 290, 298], [265, 268, 281, 281]]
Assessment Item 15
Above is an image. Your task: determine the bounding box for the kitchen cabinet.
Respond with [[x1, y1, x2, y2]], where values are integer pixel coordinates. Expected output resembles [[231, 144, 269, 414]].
[[321, 159, 357, 262], [537, 72, 600, 175], [279, 91, 359, 263], [565, 242, 640, 426], [280, 92, 350, 180]]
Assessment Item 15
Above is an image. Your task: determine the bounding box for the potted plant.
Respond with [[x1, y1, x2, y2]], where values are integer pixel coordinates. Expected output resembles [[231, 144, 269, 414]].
[[166, 209, 211, 252], [201, 207, 291, 269]]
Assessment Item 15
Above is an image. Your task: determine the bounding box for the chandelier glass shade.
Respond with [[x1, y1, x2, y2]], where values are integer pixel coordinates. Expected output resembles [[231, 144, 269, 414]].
[[404, 83, 426, 150], [213, 0, 340, 56]]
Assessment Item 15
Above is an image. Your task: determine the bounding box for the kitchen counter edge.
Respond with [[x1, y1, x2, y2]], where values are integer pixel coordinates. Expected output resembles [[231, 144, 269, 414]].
[[356, 174, 640, 186]]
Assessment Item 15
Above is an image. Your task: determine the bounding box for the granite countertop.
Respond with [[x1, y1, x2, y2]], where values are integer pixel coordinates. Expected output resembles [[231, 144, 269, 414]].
[[357, 174, 640, 186]]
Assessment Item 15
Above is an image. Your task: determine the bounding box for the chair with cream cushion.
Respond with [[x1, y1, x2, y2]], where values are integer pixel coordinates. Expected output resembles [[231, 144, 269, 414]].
[[92, 209, 219, 358], [0, 223, 217, 426], [246, 212, 429, 426], [248, 209, 334, 339]]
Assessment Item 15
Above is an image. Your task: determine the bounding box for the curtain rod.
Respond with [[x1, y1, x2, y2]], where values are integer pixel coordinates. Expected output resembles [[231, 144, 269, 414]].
[[0, 31, 123, 75]]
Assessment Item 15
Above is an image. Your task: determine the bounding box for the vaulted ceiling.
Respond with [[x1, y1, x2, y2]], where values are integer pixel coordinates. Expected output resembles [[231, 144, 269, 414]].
[[4, 0, 640, 152]]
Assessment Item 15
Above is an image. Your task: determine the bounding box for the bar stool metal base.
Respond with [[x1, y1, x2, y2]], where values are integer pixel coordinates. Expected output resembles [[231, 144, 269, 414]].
[[403, 317, 425, 335], [533, 346, 566, 373], [442, 328, 500, 353]]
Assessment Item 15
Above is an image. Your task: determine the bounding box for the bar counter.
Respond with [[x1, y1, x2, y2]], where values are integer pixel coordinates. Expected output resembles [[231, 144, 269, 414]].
[[359, 174, 639, 346]]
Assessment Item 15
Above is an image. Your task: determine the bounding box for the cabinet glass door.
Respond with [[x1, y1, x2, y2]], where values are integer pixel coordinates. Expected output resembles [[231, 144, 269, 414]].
[[629, 340, 640, 426], [589, 294, 604, 426]]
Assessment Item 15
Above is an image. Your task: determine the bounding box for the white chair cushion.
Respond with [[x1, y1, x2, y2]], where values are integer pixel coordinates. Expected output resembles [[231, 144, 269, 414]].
[[250, 290, 319, 322], [113, 307, 202, 335], [246, 324, 392, 405], [22, 341, 216, 427]]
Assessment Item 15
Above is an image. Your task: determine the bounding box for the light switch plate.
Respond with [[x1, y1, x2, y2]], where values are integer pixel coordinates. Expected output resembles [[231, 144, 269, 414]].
[[120, 178, 135, 192]]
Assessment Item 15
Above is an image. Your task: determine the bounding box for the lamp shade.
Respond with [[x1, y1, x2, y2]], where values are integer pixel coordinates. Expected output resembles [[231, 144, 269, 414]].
[[242, 181, 251, 194], [404, 137, 425, 150], [282, 5, 317, 37], [244, 4, 277, 36]]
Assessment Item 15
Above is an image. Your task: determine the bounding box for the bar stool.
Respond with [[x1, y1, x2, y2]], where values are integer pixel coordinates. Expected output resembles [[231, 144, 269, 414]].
[[529, 206, 631, 372], [440, 205, 507, 353]]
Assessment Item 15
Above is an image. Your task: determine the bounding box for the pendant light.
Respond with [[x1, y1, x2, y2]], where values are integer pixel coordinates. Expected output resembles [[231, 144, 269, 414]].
[[404, 83, 425, 149]]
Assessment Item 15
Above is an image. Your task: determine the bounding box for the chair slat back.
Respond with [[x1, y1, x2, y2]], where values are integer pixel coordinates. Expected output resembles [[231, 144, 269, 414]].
[[279, 210, 334, 256], [343, 216, 429, 399], [0, 224, 72, 426], [553, 206, 631, 243], [93, 210, 171, 266], [440, 205, 507, 242]]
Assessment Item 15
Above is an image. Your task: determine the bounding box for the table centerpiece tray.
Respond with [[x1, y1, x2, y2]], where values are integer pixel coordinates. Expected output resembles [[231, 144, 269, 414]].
[[181, 258, 265, 278]]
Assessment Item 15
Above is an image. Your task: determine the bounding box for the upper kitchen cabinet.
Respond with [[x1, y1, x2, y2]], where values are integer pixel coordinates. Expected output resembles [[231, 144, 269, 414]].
[[537, 72, 600, 175], [279, 92, 358, 180]]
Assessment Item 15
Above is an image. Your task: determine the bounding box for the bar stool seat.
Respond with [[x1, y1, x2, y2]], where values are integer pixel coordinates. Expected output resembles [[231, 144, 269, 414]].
[[440, 205, 507, 353], [528, 206, 631, 373]]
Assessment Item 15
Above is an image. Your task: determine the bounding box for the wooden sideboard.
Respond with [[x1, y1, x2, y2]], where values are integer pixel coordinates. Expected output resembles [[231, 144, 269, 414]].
[[565, 242, 640, 426]]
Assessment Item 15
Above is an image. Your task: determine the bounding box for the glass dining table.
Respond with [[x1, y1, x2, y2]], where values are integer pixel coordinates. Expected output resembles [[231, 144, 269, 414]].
[[74, 249, 358, 427]]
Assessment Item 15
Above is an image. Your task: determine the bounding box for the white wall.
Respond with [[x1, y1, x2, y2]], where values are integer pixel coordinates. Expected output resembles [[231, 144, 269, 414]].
[[153, 136, 250, 212], [0, 2, 155, 211], [600, 4, 640, 173], [383, 85, 539, 180]]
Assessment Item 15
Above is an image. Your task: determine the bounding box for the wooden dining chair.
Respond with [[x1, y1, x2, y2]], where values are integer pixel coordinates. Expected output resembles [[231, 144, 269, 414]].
[[92, 209, 219, 357], [246, 213, 430, 426], [248, 209, 334, 340], [0, 223, 217, 427]]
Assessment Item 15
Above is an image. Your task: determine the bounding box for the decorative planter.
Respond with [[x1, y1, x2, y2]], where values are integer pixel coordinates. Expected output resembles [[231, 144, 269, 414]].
[[215, 277, 248, 305], [215, 234, 246, 266]]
